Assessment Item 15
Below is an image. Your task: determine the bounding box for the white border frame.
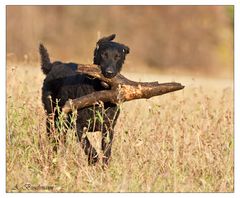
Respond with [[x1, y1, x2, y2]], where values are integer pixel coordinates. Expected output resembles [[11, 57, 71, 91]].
[[1, 1, 239, 198]]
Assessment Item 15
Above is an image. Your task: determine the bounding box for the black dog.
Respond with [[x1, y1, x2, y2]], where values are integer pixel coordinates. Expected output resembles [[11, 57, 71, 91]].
[[40, 34, 129, 166]]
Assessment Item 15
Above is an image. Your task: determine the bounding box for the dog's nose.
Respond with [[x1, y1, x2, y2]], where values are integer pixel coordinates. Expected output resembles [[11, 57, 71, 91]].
[[104, 68, 116, 78], [106, 69, 114, 75]]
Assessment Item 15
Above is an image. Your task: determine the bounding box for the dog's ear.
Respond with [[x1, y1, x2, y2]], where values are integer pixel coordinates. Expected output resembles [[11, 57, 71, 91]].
[[97, 34, 116, 45], [122, 45, 130, 54]]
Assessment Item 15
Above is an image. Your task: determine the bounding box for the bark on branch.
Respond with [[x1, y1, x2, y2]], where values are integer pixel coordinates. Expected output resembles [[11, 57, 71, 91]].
[[62, 64, 184, 113]]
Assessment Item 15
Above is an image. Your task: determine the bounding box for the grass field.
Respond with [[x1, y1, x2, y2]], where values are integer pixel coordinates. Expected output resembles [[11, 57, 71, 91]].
[[6, 65, 233, 192]]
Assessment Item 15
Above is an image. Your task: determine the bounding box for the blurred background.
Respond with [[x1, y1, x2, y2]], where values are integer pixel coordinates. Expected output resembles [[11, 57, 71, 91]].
[[6, 6, 233, 78]]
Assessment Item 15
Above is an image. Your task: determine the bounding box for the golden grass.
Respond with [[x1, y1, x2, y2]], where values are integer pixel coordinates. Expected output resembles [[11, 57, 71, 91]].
[[6, 65, 233, 192]]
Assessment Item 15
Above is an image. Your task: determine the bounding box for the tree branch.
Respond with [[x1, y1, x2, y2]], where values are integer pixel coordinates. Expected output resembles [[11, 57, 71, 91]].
[[62, 64, 184, 113]]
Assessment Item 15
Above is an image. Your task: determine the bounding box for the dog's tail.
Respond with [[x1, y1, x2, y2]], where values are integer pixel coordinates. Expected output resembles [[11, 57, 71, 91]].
[[39, 43, 52, 75]]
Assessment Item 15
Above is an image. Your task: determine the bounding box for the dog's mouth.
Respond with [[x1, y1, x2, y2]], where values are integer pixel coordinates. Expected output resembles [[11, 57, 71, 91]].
[[103, 72, 116, 79]]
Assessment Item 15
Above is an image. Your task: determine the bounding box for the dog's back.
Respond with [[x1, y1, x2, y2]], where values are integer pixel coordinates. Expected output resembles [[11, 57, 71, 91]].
[[40, 44, 104, 109]]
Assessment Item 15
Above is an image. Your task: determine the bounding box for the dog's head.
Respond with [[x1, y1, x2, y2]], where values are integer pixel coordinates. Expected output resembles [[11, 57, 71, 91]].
[[93, 34, 130, 78]]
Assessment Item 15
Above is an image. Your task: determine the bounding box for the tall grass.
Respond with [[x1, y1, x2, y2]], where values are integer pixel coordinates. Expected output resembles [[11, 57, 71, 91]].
[[6, 65, 233, 192]]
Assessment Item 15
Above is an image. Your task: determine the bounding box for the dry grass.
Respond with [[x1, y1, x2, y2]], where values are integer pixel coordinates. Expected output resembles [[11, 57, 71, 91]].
[[6, 65, 233, 192]]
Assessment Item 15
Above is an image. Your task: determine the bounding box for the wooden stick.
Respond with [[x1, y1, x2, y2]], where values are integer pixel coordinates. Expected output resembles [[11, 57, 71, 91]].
[[62, 64, 184, 113]]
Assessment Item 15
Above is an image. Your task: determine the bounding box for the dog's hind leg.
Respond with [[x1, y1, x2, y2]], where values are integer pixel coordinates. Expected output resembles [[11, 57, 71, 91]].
[[76, 124, 99, 165]]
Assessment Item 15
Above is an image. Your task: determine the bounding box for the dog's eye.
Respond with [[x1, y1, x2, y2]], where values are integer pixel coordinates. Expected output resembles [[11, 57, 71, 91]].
[[115, 54, 120, 59], [102, 52, 108, 58]]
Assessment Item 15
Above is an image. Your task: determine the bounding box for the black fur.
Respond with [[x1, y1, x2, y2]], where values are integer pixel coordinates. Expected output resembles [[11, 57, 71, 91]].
[[40, 35, 130, 166], [39, 43, 52, 75], [94, 34, 129, 78]]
